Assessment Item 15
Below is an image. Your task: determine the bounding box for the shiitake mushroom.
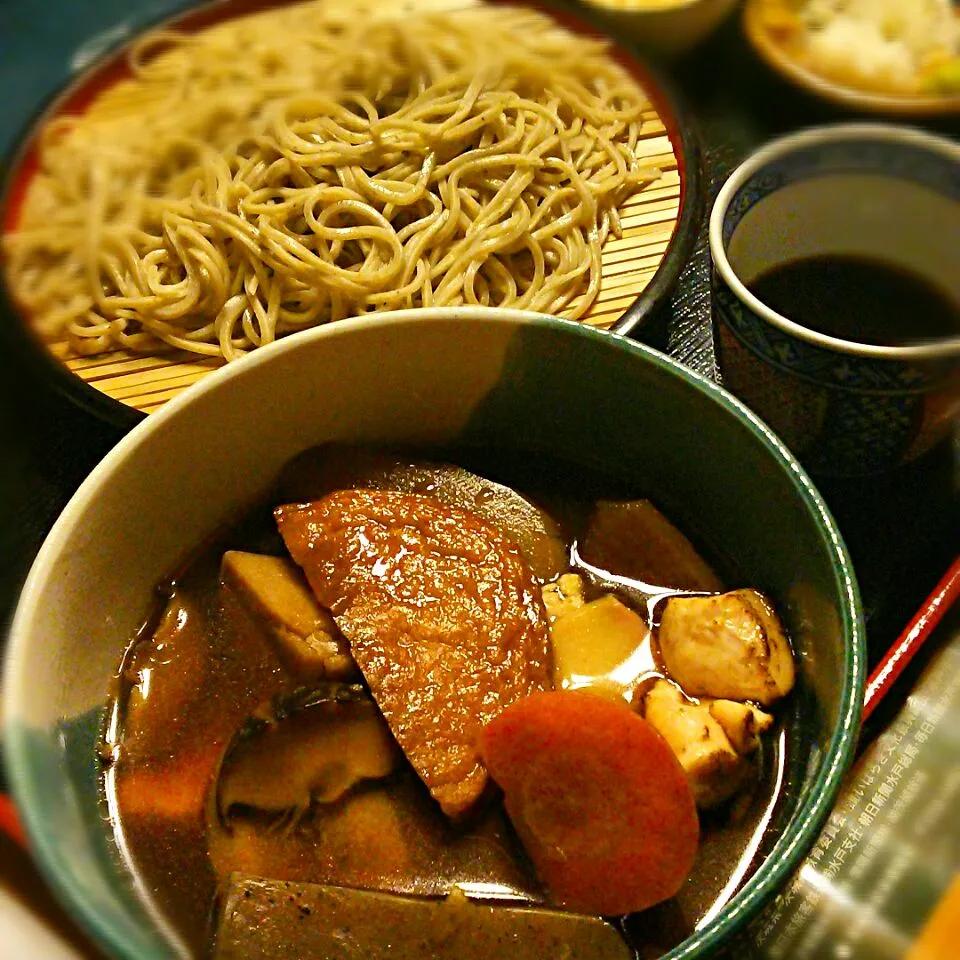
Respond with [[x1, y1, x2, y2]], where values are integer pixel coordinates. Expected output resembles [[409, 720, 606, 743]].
[[214, 683, 401, 831]]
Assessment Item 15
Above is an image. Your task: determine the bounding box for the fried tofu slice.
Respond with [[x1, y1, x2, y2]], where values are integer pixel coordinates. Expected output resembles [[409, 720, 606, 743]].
[[657, 589, 795, 706], [276, 489, 552, 820], [220, 551, 358, 683], [642, 680, 771, 809], [277, 444, 568, 583]]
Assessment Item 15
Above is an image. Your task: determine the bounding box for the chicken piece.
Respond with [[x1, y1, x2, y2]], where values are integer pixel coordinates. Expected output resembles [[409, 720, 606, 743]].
[[581, 500, 724, 593], [642, 680, 752, 809], [709, 699, 774, 756], [276, 489, 551, 819], [220, 551, 358, 683], [541, 573, 585, 623], [657, 589, 795, 706]]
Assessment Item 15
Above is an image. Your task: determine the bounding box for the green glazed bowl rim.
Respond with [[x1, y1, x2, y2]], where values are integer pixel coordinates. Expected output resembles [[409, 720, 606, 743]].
[[3, 307, 866, 960]]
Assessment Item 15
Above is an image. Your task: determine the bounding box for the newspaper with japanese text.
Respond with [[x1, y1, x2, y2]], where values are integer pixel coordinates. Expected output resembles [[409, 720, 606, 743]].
[[734, 603, 960, 960]]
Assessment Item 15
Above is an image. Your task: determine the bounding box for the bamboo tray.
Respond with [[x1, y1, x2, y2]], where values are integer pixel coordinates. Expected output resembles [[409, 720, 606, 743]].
[[3, 0, 697, 420]]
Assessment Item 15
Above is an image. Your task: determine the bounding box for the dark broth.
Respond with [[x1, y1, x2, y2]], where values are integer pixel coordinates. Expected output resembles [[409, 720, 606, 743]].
[[103, 447, 789, 958], [747, 253, 960, 346]]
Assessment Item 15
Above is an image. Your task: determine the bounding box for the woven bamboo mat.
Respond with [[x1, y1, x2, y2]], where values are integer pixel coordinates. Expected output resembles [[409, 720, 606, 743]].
[[35, 1, 681, 417]]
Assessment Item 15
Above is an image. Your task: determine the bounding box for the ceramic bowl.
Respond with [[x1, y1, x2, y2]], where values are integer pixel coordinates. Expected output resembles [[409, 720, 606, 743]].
[[743, 0, 960, 116], [580, 0, 741, 58], [710, 123, 960, 478], [3, 307, 865, 960]]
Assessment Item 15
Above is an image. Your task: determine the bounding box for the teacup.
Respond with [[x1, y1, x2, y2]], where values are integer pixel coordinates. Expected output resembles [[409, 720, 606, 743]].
[[709, 123, 960, 477]]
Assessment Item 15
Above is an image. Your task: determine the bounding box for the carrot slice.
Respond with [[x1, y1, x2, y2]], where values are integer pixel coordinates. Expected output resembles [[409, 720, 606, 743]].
[[478, 690, 699, 916], [116, 748, 220, 824]]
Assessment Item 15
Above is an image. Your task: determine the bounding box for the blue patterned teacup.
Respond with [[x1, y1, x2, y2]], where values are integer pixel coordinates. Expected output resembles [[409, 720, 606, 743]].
[[710, 124, 960, 477]]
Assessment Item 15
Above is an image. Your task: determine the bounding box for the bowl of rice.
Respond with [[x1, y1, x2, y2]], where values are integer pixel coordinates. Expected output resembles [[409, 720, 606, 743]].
[[744, 0, 960, 114]]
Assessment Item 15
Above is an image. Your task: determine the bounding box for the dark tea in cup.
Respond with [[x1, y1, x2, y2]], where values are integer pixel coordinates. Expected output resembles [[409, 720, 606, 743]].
[[746, 253, 960, 348]]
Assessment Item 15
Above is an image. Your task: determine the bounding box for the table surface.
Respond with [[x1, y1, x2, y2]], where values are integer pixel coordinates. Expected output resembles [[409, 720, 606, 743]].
[[0, 1, 958, 956]]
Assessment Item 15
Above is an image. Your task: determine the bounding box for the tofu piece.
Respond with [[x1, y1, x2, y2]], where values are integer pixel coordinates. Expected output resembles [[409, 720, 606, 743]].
[[541, 573, 585, 623], [220, 551, 358, 683], [642, 680, 751, 809], [657, 589, 795, 706], [116, 748, 220, 824], [214, 875, 634, 960]]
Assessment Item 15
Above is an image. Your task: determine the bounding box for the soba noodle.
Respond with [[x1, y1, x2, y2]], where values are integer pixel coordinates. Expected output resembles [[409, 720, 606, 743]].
[[3, 0, 659, 361]]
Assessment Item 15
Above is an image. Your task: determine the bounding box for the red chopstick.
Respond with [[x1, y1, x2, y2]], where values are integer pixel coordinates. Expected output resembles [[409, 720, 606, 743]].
[[862, 555, 960, 724]]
